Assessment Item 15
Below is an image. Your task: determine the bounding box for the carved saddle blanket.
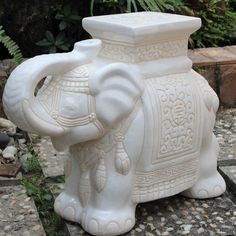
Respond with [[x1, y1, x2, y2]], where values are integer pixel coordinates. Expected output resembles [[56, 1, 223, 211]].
[[133, 71, 203, 203]]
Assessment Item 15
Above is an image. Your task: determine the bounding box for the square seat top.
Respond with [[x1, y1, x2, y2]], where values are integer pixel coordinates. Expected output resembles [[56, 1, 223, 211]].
[[83, 12, 201, 44]]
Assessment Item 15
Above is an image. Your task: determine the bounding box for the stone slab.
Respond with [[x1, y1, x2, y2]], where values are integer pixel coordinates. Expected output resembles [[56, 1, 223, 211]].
[[0, 172, 22, 187], [36, 136, 68, 178], [0, 163, 21, 178], [224, 46, 236, 55], [193, 65, 216, 91], [197, 47, 236, 65], [49, 182, 236, 236], [188, 50, 213, 66], [0, 185, 46, 236], [219, 166, 236, 195], [219, 64, 236, 107], [214, 109, 236, 165]]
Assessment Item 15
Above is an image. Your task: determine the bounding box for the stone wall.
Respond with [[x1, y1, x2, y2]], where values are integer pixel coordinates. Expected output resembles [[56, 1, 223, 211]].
[[188, 46, 236, 108]]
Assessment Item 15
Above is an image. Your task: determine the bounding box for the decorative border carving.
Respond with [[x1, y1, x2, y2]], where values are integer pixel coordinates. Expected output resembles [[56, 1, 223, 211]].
[[99, 39, 187, 63], [133, 159, 198, 203]]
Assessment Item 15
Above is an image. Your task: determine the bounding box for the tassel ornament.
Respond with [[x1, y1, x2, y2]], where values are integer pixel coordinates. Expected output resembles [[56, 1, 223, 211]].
[[115, 134, 131, 176], [94, 151, 106, 193]]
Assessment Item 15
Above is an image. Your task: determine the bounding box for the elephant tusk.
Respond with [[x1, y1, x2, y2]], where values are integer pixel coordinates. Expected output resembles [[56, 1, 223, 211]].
[[22, 99, 66, 137]]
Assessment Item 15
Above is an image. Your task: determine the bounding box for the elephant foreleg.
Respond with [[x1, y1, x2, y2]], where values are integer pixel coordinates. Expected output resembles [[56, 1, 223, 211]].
[[81, 152, 137, 236], [54, 153, 83, 223]]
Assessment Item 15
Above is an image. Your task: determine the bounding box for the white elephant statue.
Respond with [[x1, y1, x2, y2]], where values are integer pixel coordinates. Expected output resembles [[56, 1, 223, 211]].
[[3, 12, 226, 236]]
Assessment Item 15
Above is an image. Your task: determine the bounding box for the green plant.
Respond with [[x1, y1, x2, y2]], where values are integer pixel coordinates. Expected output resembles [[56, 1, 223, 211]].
[[36, 31, 71, 53], [27, 153, 41, 173], [22, 175, 65, 235], [36, 4, 81, 53], [90, 0, 188, 15], [0, 25, 23, 64], [188, 0, 236, 48]]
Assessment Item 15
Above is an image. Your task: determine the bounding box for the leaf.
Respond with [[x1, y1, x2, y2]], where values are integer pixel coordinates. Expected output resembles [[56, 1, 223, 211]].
[[43, 194, 52, 201], [49, 46, 57, 53], [45, 31, 55, 43], [36, 39, 52, 47], [90, 0, 95, 16], [57, 44, 69, 51], [0, 25, 23, 64], [55, 31, 65, 43], [63, 4, 72, 16], [69, 15, 82, 21], [94, 158, 106, 193], [59, 21, 67, 31], [55, 13, 64, 20]]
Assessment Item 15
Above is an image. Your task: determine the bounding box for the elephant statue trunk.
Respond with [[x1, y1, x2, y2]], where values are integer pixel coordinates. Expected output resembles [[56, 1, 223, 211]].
[[3, 39, 102, 136]]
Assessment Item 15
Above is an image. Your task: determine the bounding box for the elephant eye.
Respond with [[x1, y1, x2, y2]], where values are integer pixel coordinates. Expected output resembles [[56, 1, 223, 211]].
[[59, 93, 89, 119]]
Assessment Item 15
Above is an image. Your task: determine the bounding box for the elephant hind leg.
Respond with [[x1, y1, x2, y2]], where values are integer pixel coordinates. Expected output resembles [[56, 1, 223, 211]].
[[181, 133, 226, 199]]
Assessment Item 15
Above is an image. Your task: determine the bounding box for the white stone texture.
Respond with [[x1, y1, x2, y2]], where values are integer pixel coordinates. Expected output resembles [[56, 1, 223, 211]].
[[0, 118, 16, 135], [2, 146, 17, 161], [3, 12, 226, 236]]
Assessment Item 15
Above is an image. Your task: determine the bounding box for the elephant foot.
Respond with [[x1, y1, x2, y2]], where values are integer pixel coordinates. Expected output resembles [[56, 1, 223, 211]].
[[81, 205, 136, 236], [181, 171, 226, 199], [54, 191, 82, 223]]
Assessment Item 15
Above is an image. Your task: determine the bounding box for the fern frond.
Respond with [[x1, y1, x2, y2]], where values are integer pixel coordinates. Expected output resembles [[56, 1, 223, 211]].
[[0, 25, 23, 64]]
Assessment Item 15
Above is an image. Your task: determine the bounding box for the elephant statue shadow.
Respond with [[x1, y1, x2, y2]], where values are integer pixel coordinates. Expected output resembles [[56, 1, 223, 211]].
[[3, 39, 226, 236]]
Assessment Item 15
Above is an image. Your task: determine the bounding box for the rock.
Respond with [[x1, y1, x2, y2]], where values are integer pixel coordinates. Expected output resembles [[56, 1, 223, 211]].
[[181, 224, 192, 231], [18, 138, 26, 145], [0, 118, 16, 136], [0, 69, 7, 79], [0, 133, 10, 149], [19, 153, 32, 172], [2, 146, 17, 161], [15, 215, 24, 221], [0, 118, 16, 129], [147, 216, 153, 221], [4, 225, 11, 232], [8, 137, 15, 146], [197, 228, 205, 234]]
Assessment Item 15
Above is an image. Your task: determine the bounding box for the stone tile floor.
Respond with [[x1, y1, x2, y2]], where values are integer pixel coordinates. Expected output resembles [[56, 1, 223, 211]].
[[34, 136, 68, 178], [49, 183, 236, 236], [215, 108, 236, 165], [0, 185, 45, 236], [0, 108, 235, 236], [48, 108, 236, 236]]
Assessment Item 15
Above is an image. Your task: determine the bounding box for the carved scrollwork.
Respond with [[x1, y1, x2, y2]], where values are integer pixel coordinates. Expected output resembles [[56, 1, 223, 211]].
[[99, 39, 187, 63]]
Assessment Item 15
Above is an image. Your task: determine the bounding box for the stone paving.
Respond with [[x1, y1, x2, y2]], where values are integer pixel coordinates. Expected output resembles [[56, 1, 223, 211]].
[[50, 183, 236, 236], [214, 109, 236, 165], [0, 109, 235, 236], [0, 185, 45, 236], [34, 136, 68, 178], [219, 166, 236, 195], [44, 108, 236, 236], [0, 172, 22, 187]]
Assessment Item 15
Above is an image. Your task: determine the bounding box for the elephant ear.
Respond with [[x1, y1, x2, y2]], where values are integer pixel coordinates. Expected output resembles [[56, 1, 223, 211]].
[[89, 63, 143, 127]]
